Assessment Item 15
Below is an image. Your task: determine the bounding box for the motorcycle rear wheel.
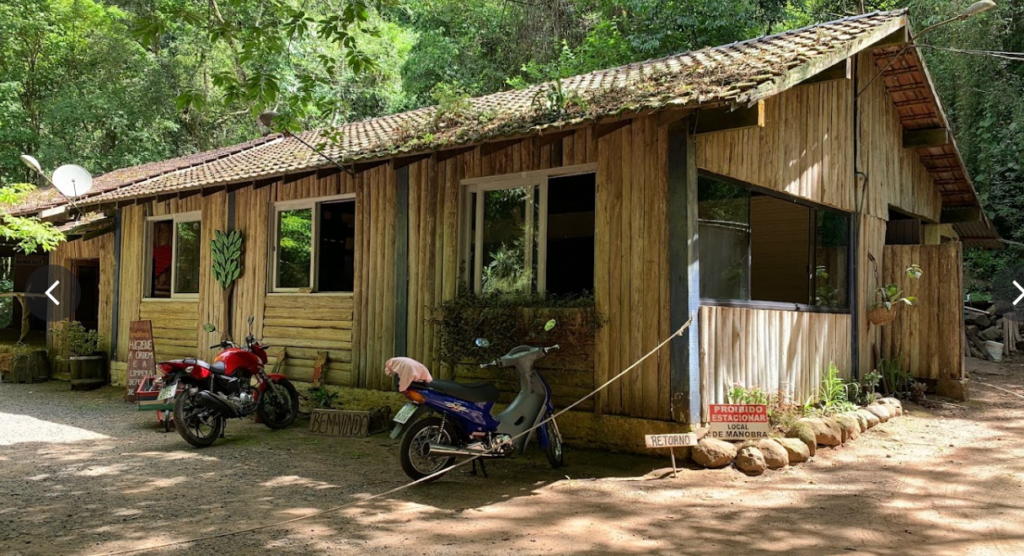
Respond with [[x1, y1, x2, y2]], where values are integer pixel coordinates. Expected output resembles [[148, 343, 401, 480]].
[[173, 390, 224, 448], [400, 416, 458, 482], [257, 379, 299, 429]]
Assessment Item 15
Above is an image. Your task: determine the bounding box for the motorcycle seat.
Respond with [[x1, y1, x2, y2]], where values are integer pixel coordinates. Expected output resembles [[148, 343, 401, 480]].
[[424, 380, 500, 403], [209, 361, 227, 375]]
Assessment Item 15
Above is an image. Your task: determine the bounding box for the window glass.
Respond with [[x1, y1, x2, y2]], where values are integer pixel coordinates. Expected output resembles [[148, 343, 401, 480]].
[[546, 174, 595, 296], [698, 177, 750, 300], [317, 201, 355, 292], [480, 185, 539, 294], [149, 220, 173, 298], [174, 220, 201, 294], [814, 209, 850, 309], [697, 174, 850, 311], [277, 208, 313, 289]]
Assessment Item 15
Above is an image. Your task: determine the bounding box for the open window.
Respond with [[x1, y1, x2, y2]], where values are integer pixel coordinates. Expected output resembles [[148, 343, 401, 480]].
[[271, 195, 356, 293], [698, 173, 850, 311], [146, 213, 201, 298], [462, 168, 596, 296]]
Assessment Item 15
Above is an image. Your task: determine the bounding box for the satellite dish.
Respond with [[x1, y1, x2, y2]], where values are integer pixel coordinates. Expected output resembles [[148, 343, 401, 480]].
[[19, 155, 43, 174], [51, 165, 93, 198]]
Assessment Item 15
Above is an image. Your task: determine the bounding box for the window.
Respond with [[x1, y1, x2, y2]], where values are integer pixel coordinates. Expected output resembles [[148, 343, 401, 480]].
[[698, 174, 850, 311], [271, 196, 355, 292], [463, 168, 596, 296], [146, 213, 201, 298]]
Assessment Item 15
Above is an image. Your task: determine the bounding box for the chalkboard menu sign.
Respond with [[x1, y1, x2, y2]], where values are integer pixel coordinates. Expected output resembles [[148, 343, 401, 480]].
[[126, 320, 156, 402]]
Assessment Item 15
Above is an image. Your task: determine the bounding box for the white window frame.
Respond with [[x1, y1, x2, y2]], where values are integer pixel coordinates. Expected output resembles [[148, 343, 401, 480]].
[[461, 163, 597, 295], [144, 211, 201, 299], [269, 193, 356, 293]]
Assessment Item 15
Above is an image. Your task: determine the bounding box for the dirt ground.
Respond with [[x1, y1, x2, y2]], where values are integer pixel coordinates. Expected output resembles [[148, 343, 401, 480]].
[[3, 359, 1024, 556]]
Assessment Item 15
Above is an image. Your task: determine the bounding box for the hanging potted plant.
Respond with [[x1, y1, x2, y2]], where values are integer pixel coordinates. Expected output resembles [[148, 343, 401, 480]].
[[65, 321, 107, 387], [868, 264, 922, 326]]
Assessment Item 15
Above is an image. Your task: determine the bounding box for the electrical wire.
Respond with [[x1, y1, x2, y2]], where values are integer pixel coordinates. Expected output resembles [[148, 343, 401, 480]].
[[88, 315, 695, 556]]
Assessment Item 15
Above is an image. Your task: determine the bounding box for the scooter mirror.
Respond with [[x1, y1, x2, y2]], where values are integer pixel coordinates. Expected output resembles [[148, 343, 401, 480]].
[[544, 319, 557, 332], [202, 323, 217, 333], [474, 338, 491, 348], [247, 315, 255, 326]]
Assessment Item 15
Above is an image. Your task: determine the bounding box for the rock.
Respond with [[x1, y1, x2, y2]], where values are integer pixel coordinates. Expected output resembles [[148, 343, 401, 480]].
[[845, 411, 868, 432], [786, 421, 817, 457], [793, 417, 842, 447], [864, 404, 891, 423], [774, 437, 810, 463], [856, 408, 881, 428], [691, 439, 738, 469], [758, 439, 790, 469], [975, 314, 992, 328], [876, 397, 903, 417], [979, 327, 1002, 341], [735, 447, 767, 475], [833, 414, 860, 442]]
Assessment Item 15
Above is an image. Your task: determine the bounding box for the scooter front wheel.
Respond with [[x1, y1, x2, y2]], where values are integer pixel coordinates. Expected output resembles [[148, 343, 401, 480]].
[[400, 416, 458, 482], [544, 417, 565, 469]]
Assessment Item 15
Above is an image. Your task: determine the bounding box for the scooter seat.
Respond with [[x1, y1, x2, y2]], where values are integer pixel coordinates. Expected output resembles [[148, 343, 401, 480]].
[[425, 380, 500, 403]]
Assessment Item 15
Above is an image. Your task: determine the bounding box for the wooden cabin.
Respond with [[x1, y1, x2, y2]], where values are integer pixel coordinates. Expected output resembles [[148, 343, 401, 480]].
[[20, 10, 996, 443]]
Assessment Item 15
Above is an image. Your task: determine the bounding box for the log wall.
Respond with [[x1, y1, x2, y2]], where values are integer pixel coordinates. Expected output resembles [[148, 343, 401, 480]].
[[856, 52, 943, 222], [880, 243, 963, 382], [696, 80, 856, 212], [47, 232, 115, 354], [698, 305, 853, 419]]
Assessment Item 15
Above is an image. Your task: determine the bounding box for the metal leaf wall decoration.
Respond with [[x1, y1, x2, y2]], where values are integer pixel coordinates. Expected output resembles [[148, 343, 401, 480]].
[[211, 229, 243, 289]]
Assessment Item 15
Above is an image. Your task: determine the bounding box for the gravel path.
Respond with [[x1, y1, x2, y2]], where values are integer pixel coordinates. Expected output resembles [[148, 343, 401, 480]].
[[3, 360, 1024, 556]]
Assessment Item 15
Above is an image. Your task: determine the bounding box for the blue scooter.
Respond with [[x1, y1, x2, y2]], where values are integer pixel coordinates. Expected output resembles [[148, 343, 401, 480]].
[[390, 342, 565, 481]]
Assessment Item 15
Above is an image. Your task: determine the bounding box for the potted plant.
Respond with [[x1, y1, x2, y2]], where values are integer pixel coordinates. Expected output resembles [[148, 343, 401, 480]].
[[65, 321, 107, 387], [868, 264, 922, 326]]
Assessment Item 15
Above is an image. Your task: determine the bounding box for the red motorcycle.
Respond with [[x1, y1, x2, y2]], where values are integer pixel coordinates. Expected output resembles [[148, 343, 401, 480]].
[[156, 316, 299, 447]]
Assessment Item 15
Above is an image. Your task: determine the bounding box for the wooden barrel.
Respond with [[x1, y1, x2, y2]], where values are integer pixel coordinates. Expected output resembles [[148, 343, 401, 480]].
[[70, 353, 107, 390], [10, 350, 51, 383]]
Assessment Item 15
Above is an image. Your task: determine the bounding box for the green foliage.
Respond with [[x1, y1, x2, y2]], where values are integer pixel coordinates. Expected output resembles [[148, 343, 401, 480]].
[[211, 229, 243, 290], [878, 354, 913, 399], [434, 290, 601, 369], [307, 385, 339, 409], [727, 382, 769, 405], [873, 264, 922, 311], [52, 320, 103, 356], [847, 370, 882, 406]]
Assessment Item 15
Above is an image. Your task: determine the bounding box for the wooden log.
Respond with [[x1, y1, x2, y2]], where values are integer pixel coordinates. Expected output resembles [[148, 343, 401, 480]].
[[262, 337, 352, 350], [262, 326, 352, 342], [264, 295, 354, 309]]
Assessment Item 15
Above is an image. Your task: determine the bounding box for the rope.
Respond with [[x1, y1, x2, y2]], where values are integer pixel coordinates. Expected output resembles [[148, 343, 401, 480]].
[[974, 379, 1024, 401], [89, 315, 695, 556]]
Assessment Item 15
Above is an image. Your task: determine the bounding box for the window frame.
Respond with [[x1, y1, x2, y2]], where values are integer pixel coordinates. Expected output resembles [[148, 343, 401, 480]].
[[696, 170, 853, 315], [269, 193, 356, 294], [144, 211, 202, 299], [460, 163, 597, 296]]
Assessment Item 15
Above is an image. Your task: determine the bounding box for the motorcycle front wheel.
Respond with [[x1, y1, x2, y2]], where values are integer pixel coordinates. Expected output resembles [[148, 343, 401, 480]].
[[544, 417, 565, 469], [173, 389, 224, 448], [257, 379, 300, 429], [400, 416, 458, 482]]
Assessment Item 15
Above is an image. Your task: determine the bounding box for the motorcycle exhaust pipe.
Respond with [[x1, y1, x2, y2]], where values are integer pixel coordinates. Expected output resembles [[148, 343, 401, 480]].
[[427, 443, 498, 458], [196, 391, 239, 418]]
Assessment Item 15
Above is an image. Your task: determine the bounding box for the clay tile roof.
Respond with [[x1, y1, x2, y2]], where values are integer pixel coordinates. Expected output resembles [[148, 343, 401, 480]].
[[70, 10, 910, 208]]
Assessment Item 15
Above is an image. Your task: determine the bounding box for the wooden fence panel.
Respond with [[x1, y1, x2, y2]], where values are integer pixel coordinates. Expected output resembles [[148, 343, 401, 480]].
[[880, 243, 963, 382], [699, 305, 853, 420]]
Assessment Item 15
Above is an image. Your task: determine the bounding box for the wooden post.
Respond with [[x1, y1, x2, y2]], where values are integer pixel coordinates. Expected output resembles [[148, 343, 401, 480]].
[[110, 211, 122, 359], [669, 447, 678, 478], [394, 165, 410, 357], [667, 119, 701, 424]]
